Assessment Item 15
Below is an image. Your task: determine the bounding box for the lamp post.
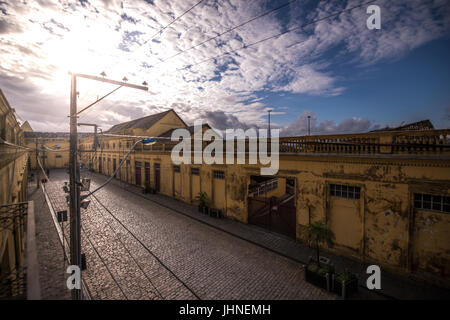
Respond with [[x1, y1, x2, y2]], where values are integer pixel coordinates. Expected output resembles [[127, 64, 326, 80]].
[[268, 109, 272, 139], [307, 115, 311, 136]]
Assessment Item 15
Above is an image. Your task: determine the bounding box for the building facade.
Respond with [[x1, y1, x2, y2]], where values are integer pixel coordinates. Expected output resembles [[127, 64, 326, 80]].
[[24, 108, 448, 287], [0, 89, 30, 298]]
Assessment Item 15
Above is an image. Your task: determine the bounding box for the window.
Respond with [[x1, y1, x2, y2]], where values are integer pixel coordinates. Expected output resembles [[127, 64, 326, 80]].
[[191, 168, 199, 175], [213, 170, 225, 179], [173, 165, 180, 173], [414, 193, 450, 213], [55, 155, 62, 158], [330, 184, 360, 199]]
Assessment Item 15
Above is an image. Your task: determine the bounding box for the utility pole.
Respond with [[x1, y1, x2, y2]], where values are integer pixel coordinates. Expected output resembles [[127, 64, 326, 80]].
[[35, 138, 39, 189], [69, 73, 81, 300], [68, 72, 147, 300], [267, 109, 272, 139]]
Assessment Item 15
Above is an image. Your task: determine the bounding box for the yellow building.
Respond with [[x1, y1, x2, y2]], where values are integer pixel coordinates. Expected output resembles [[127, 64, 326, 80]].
[[0, 89, 31, 299], [0, 89, 28, 205], [76, 110, 450, 287]]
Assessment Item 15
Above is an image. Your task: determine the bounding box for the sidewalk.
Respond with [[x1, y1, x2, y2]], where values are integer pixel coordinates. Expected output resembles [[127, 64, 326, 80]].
[[28, 179, 71, 300], [90, 172, 450, 300]]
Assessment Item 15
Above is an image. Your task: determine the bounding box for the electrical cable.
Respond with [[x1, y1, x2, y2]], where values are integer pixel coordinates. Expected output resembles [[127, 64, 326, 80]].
[[158, 0, 299, 64], [178, 0, 378, 70]]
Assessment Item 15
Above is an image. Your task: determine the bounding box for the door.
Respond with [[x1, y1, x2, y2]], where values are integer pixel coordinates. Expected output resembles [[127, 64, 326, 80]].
[[248, 196, 296, 238], [113, 158, 117, 178], [328, 185, 362, 251], [144, 162, 150, 184], [173, 166, 181, 199], [212, 170, 226, 210], [135, 161, 142, 186], [190, 168, 200, 203], [154, 163, 160, 192], [98, 157, 102, 173]]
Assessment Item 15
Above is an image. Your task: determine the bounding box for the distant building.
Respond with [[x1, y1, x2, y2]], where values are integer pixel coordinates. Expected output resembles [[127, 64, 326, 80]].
[[371, 119, 435, 132]]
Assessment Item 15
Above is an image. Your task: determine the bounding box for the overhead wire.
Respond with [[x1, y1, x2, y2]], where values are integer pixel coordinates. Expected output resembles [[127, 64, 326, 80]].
[[177, 0, 379, 71]]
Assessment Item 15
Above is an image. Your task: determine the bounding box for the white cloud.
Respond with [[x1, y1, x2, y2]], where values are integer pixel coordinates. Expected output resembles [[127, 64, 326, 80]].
[[0, 0, 448, 132]]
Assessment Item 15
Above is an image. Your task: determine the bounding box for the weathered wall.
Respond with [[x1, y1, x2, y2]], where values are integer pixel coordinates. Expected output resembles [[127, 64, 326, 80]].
[[74, 134, 450, 286]]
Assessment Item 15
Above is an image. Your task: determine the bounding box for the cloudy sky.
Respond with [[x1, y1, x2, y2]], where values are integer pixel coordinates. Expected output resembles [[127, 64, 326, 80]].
[[1, 0, 449, 136]]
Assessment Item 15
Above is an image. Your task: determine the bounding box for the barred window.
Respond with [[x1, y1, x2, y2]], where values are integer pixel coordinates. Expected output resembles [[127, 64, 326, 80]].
[[191, 168, 199, 175], [173, 165, 180, 173], [414, 193, 450, 213], [330, 184, 360, 199], [213, 170, 225, 179]]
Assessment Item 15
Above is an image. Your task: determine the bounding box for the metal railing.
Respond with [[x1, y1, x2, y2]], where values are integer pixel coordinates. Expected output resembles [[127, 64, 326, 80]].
[[88, 129, 450, 157]]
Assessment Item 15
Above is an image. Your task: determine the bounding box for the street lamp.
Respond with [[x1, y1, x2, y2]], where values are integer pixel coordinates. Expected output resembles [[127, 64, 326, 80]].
[[307, 115, 311, 136]]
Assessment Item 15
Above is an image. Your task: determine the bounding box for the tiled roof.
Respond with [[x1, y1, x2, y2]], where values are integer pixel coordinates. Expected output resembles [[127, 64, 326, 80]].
[[106, 109, 172, 133]]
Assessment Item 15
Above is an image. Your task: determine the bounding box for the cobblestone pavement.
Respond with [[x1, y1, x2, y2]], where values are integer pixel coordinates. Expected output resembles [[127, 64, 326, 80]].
[[42, 169, 336, 300], [28, 182, 71, 300], [86, 171, 450, 300]]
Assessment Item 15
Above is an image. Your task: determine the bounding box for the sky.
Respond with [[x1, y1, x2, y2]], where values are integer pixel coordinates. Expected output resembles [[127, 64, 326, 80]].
[[1, 0, 449, 136]]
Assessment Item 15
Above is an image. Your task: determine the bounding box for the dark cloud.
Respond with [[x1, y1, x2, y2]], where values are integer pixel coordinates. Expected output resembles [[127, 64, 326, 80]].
[[281, 111, 380, 137], [0, 73, 69, 131], [0, 19, 22, 34], [202, 110, 258, 131]]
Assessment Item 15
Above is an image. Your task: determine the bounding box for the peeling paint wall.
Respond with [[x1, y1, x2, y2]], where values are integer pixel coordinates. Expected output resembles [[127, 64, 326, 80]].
[[63, 133, 450, 285]]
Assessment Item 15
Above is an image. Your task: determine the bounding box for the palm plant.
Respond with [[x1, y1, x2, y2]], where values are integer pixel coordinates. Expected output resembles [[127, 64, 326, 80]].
[[195, 191, 208, 208], [301, 221, 335, 266]]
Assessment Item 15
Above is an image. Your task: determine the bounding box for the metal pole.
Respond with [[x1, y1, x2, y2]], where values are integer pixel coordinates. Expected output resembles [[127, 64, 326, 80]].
[[93, 125, 97, 171], [69, 73, 82, 300], [42, 139, 46, 172], [268, 109, 272, 139], [35, 138, 39, 189], [307, 116, 311, 136]]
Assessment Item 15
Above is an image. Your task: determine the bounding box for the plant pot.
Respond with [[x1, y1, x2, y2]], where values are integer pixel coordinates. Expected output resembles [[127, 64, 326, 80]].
[[305, 263, 334, 291], [210, 208, 218, 218], [202, 206, 209, 215], [332, 273, 358, 299], [198, 205, 205, 213]]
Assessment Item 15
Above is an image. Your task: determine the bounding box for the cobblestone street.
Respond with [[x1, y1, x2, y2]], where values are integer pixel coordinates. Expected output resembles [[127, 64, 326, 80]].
[[42, 169, 336, 300]]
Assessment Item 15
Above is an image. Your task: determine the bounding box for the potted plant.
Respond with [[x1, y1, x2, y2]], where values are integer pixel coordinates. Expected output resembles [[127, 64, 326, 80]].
[[301, 221, 336, 290], [332, 271, 358, 299], [195, 191, 209, 213], [305, 262, 335, 290]]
